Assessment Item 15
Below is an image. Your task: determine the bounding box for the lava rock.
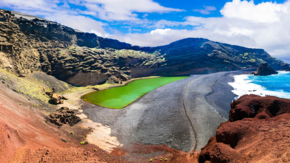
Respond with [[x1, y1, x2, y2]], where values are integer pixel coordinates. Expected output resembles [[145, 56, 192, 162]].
[[199, 95, 290, 163], [47, 92, 68, 105], [47, 107, 81, 126], [252, 63, 278, 76]]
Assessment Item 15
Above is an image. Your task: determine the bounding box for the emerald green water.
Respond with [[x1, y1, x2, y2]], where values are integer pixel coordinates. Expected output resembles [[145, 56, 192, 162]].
[[82, 76, 188, 109]]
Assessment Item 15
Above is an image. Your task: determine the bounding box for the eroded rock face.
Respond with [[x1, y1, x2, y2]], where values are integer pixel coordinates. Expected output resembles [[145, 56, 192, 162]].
[[0, 9, 289, 86], [252, 63, 278, 76], [199, 95, 290, 163], [47, 107, 81, 126]]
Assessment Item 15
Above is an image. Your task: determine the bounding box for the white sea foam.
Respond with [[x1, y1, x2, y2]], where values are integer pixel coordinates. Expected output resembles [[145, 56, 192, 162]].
[[228, 71, 290, 99]]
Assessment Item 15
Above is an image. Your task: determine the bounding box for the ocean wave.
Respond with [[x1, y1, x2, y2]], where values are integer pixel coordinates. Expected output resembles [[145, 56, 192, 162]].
[[229, 72, 290, 100]]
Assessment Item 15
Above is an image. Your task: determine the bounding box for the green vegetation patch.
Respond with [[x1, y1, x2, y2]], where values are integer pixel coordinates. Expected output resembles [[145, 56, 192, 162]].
[[82, 76, 188, 109]]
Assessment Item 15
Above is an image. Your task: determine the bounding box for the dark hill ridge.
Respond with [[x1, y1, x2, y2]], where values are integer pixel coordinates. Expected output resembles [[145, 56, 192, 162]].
[[0, 9, 289, 85]]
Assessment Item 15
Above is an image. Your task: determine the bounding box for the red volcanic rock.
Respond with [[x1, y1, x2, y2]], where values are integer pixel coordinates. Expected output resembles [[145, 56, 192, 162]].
[[199, 95, 290, 163], [229, 94, 290, 122]]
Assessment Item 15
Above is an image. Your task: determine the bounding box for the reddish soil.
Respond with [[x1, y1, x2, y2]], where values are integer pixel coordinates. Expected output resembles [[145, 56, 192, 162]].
[[121, 144, 198, 163], [0, 84, 103, 162], [199, 94, 290, 163], [0, 83, 198, 162]]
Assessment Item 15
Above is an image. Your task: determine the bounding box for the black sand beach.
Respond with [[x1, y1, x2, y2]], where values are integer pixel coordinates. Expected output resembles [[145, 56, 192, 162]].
[[82, 71, 247, 152]]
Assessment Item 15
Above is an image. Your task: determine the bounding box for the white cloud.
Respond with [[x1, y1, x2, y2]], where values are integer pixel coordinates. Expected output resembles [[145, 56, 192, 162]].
[[221, 0, 288, 23], [0, 0, 183, 37], [45, 14, 107, 36], [69, 0, 183, 21], [0, 0, 67, 14], [149, 20, 190, 28], [193, 6, 216, 15], [0, 0, 108, 36], [113, 0, 290, 63]]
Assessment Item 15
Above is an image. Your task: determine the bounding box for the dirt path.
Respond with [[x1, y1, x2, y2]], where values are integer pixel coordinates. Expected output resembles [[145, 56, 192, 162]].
[[182, 76, 203, 154]]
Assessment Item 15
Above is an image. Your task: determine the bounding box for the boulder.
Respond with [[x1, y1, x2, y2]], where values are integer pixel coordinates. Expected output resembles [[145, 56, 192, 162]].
[[252, 63, 278, 76], [107, 75, 119, 84], [119, 73, 130, 81], [47, 92, 68, 104], [47, 107, 81, 126], [92, 87, 99, 91]]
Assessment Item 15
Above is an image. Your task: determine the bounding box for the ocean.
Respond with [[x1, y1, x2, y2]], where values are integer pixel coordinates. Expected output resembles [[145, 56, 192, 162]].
[[229, 71, 290, 99]]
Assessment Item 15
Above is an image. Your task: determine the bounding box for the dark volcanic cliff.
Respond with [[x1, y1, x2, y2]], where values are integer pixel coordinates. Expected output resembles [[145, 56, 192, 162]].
[[0, 9, 289, 85]]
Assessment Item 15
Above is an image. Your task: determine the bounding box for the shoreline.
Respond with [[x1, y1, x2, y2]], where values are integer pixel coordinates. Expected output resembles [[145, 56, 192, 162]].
[[228, 71, 290, 99], [82, 71, 247, 154], [56, 75, 164, 153], [58, 75, 161, 110], [81, 76, 188, 109]]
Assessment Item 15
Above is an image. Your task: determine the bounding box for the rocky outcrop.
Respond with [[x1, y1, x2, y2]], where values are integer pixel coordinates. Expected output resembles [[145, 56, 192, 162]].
[[46, 91, 67, 104], [0, 9, 289, 86], [252, 63, 278, 76], [107, 75, 120, 84], [49, 94, 67, 104], [47, 107, 81, 126], [199, 95, 290, 163]]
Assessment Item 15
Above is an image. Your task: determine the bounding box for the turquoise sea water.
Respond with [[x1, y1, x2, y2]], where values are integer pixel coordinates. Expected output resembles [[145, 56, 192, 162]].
[[229, 71, 290, 99], [247, 71, 290, 94]]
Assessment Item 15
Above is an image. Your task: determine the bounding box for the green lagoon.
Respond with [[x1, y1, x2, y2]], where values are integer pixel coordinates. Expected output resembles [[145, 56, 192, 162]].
[[82, 76, 188, 109]]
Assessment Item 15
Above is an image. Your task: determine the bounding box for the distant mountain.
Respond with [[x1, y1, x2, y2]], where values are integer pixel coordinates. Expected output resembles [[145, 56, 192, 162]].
[[0, 9, 288, 85]]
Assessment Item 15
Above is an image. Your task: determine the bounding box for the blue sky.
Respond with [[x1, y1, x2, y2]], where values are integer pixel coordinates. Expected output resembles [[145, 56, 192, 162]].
[[1, 0, 290, 63]]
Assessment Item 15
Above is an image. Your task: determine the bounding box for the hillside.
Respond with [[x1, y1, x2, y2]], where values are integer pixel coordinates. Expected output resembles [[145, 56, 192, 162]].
[[0, 9, 288, 86]]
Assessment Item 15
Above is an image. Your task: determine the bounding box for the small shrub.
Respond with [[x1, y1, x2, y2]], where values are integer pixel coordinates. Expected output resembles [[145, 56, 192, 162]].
[[94, 149, 97, 152], [70, 131, 74, 134], [80, 141, 86, 145], [150, 158, 152, 162]]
